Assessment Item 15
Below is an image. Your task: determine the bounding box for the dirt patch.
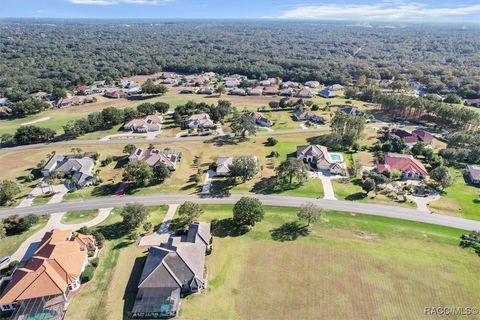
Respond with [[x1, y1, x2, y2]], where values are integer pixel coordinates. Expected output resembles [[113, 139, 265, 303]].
[[354, 230, 379, 241]]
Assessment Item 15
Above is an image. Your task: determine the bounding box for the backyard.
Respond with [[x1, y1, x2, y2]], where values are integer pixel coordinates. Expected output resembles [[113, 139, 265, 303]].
[[62, 204, 480, 320]]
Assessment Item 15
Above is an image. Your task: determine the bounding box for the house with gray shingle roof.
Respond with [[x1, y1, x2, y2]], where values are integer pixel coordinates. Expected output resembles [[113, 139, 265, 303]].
[[41, 154, 96, 188], [466, 165, 480, 186], [132, 222, 211, 319]]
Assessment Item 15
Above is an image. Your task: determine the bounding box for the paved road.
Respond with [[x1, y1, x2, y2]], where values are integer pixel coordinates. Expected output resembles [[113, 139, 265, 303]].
[[0, 127, 328, 153], [2, 194, 479, 231]]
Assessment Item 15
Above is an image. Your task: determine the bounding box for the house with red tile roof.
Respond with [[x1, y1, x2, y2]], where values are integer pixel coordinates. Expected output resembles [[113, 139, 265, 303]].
[[0, 230, 96, 317], [376, 153, 428, 179]]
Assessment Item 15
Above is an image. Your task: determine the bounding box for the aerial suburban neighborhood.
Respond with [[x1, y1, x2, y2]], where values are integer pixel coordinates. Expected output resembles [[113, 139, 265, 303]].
[[0, 3, 480, 320]]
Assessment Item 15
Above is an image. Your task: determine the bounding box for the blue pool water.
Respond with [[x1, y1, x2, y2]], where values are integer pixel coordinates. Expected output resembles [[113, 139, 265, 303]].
[[330, 154, 342, 161]]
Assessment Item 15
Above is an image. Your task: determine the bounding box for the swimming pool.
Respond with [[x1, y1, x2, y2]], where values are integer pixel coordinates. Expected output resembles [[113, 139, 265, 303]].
[[330, 153, 343, 161]]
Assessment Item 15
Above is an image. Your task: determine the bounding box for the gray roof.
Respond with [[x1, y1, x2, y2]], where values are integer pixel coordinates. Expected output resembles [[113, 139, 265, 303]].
[[467, 165, 480, 180], [43, 154, 66, 172]]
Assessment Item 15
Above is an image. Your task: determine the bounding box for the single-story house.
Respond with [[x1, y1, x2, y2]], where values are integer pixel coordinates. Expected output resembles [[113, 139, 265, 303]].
[[161, 78, 176, 85], [121, 80, 136, 89], [30, 92, 52, 100], [230, 88, 247, 96], [328, 84, 345, 91], [248, 112, 273, 127], [224, 80, 240, 88], [466, 99, 480, 108], [340, 106, 365, 117], [376, 152, 428, 180], [466, 165, 480, 185], [391, 128, 434, 148], [304, 81, 320, 88], [292, 110, 325, 124], [279, 88, 294, 97], [197, 87, 213, 95], [42, 154, 96, 188], [104, 90, 124, 99], [318, 88, 336, 98], [129, 148, 180, 171], [296, 88, 313, 99], [0, 230, 96, 315], [74, 85, 94, 95], [185, 113, 215, 129], [247, 87, 263, 96], [297, 145, 346, 175], [180, 87, 198, 94], [282, 81, 300, 89], [132, 222, 211, 319], [215, 156, 234, 176], [263, 87, 279, 96], [124, 115, 162, 133], [55, 96, 92, 108]]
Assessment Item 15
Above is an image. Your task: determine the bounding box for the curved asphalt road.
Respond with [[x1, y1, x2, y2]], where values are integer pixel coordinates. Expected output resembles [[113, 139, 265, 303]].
[[1, 194, 479, 231], [0, 127, 329, 153]]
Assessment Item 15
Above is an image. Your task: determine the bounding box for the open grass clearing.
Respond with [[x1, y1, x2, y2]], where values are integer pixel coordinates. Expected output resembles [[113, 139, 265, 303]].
[[31, 192, 54, 206], [61, 209, 99, 225], [0, 215, 50, 257], [428, 168, 480, 220]]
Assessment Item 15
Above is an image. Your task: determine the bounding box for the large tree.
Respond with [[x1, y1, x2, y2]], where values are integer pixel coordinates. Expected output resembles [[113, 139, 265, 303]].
[[122, 161, 154, 186], [120, 202, 149, 232], [430, 166, 453, 190], [297, 203, 324, 228], [0, 180, 21, 206], [232, 197, 264, 228], [178, 201, 204, 226], [230, 112, 257, 139], [123, 143, 137, 155], [14, 126, 56, 145], [275, 158, 309, 185], [229, 156, 258, 182], [153, 163, 171, 182]]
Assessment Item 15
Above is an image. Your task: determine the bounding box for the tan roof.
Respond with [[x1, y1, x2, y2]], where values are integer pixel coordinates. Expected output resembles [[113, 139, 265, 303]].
[[0, 229, 92, 305]]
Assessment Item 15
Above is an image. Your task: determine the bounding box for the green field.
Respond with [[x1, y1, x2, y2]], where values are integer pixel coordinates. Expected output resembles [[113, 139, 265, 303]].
[[0, 215, 50, 257], [61, 210, 100, 224], [64, 205, 167, 320], [63, 204, 479, 320], [429, 168, 480, 220]]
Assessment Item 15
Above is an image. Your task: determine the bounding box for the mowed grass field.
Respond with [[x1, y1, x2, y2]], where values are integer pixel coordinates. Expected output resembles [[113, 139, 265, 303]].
[[63, 205, 480, 320], [428, 168, 480, 220], [60, 209, 99, 224]]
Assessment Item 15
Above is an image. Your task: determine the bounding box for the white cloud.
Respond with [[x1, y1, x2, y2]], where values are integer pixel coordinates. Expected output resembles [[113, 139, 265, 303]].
[[69, 0, 174, 5], [277, 2, 480, 21]]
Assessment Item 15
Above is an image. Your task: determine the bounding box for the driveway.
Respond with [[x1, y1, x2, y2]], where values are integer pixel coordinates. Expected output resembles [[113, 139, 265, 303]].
[[200, 170, 216, 194], [139, 204, 178, 246], [309, 170, 343, 200]]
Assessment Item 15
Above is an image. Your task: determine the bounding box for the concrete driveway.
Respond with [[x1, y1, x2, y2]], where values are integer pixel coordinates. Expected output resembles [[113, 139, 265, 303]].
[[139, 204, 178, 247], [201, 170, 216, 194], [309, 170, 343, 200]]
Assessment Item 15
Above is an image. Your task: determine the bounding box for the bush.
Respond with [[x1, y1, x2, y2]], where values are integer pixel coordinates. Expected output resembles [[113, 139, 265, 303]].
[[266, 137, 278, 146], [82, 266, 95, 283], [91, 257, 99, 268], [92, 231, 105, 247], [269, 151, 280, 158], [101, 156, 113, 167]]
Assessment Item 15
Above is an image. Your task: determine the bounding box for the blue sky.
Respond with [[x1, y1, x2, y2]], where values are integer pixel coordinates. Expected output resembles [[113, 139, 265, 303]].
[[1, 0, 480, 22]]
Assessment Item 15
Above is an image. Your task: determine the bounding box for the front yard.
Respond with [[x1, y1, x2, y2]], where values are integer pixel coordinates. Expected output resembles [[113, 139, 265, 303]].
[[0, 215, 50, 257], [62, 204, 480, 320]]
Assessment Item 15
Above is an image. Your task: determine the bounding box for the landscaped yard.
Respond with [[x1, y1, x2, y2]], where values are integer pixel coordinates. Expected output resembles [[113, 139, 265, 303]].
[[0, 215, 50, 257], [332, 179, 417, 208], [61, 210, 100, 224], [64, 205, 167, 320], [31, 192, 54, 206], [63, 204, 480, 320], [428, 168, 480, 220]]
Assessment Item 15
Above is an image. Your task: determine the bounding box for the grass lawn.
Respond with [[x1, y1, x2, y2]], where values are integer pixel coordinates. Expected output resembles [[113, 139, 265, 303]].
[[69, 204, 480, 320], [428, 168, 480, 220], [332, 179, 417, 209], [31, 192, 54, 206], [0, 215, 50, 257], [64, 205, 167, 320], [61, 210, 100, 224]]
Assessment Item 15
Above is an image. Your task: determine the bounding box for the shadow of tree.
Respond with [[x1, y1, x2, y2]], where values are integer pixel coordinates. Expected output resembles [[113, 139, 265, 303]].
[[93, 222, 129, 240], [91, 184, 117, 197], [270, 221, 310, 242], [251, 176, 304, 195], [211, 218, 249, 238], [345, 192, 367, 201], [209, 178, 236, 196], [204, 136, 239, 147], [122, 255, 147, 320]]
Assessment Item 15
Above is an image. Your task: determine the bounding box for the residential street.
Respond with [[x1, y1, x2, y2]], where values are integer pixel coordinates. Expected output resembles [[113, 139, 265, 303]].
[[0, 127, 330, 153], [2, 194, 479, 231]]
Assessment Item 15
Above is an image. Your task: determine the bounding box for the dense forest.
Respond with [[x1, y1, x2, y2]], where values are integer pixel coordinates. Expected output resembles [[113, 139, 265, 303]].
[[0, 20, 479, 98]]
